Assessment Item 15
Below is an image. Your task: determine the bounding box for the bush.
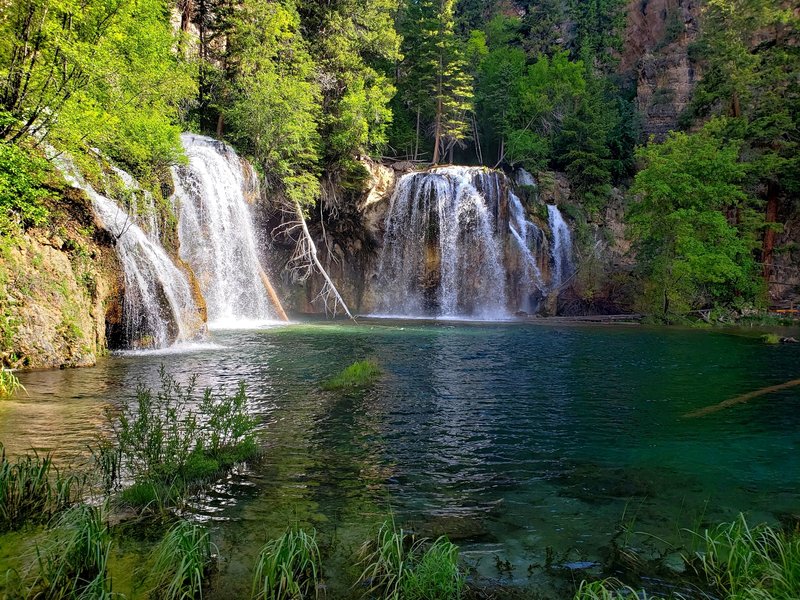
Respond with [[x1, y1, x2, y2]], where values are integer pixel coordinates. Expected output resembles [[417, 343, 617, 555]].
[[0, 141, 50, 233], [97, 367, 259, 511]]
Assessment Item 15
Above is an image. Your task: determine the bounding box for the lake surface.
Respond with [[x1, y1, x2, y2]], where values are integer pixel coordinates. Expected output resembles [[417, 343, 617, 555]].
[[2, 321, 799, 597]]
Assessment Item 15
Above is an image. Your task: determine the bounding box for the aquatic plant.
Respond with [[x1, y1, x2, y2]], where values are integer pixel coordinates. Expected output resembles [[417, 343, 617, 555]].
[[0, 444, 76, 530], [357, 517, 409, 599], [357, 518, 464, 600], [400, 536, 465, 600], [150, 519, 216, 600], [689, 514, 800, 600], [252, 526, 321, 600], [32, 503, 112, 599], [98, 367, 259, 510], [761, 333, 781, 344], [0, 367, 24, 397], [573, 578, 649, 599], [322, 359, 381, 391]]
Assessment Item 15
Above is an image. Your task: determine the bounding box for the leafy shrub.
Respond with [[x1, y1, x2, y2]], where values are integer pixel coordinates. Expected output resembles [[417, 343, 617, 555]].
[[252, 526, 321, 600], [0, 142, 50, 233], [97, 367, 259, 510]]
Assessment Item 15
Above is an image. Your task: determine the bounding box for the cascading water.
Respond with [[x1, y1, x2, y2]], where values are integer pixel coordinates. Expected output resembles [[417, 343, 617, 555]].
[[378, 167, 507, 318], [54, 156, 204, 348], [508, 192, 545, 311], [171, 133, 280, 327], [109, 165, 160, 241], [377, 166, 575, 318], [547, 204, 574, 290]]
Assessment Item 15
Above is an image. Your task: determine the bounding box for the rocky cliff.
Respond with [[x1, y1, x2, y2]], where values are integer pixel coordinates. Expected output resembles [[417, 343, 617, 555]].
[[622, 0, 702, 140], [0, 186, 123, 369]]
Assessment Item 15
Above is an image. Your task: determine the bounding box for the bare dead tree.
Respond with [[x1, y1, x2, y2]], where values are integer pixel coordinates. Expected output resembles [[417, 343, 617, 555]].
[[272, 198, 356, 321]]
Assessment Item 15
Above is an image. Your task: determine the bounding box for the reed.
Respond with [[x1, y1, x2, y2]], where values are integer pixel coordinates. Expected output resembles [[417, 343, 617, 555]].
[[0, 367, 24, 397], [33, 503, 112, 599], [573, 579, 649, 600], [356, 517, 409, 600], [689, 514, 800, 600], [252, 526, 321, 600], [400, 536, 465, 600], [150, 519, 215, 600], [0, 443, 76, 530]]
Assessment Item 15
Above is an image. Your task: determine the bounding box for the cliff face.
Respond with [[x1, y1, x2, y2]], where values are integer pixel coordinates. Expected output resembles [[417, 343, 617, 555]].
[[622, 0, 702, 139], [1, 187, 123, 369]]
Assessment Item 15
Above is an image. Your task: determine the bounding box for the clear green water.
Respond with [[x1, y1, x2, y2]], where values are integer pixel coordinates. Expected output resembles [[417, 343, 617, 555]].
[[2, 321, 799, 597]]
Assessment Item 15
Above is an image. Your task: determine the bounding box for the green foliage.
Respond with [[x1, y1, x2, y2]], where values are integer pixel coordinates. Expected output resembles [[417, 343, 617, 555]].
[[322, 359, 381, 391], [0, 142, 50, 233], [573, 578, 648, 600], [688, 514, 800, 600], [400, 537, 464, 600], [628, 119, 763, 317], [0, 0, 195, 176], [761, 333, 781, 345], [357, 518, 465, 600], [252, 526, 321, 600], [98, 367, 259, 510], [32, 504, 112, 599], [0, 444, 76, 531], [150, 520, 216, 600], [0, 368, 24, 398]]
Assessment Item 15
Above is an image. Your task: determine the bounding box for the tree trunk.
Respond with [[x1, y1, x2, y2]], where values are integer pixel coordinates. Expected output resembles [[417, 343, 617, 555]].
[[432, 96, 442, 164], [762, 181, 779, 283], [414, 106, 420, 161], [216, 113, 224, 139]]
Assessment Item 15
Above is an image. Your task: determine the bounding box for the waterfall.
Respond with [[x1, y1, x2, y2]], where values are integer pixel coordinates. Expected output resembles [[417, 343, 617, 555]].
[[171, 133, 279, 327], [547, 205, 574, 290], [376, 166, 576, 318], [54, 156, 204, 348], [109, 165, 160, 241], [378, 167, 507, 318], [508, 193, 545, 309]]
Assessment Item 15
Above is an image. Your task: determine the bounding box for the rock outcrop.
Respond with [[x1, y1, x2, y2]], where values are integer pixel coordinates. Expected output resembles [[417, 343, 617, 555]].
[[1, 187, 122, 369], [622, 0, 702, 140]]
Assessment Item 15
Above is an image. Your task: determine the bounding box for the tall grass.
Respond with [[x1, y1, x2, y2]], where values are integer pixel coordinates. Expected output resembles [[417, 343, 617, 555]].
[[573, 579, 649, 600], [322, 360, 381, 391], [150, 519, 215, 600], [0, 367, 24, 397], [0, 443, 76, 530], [252, 526, 321, 600], [32, 503, 112, 599], [357, 518, 465, 600], [98, 366, 259, 511], [689, 514, 800, 599], [400, 537, 465, 600], [357, 518, 409, 599]]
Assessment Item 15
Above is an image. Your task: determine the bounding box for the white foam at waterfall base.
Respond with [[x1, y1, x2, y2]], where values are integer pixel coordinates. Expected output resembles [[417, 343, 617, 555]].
[[547, 204, 574, 290], [172, 133, 281, 328], [377, 166, 508, 319], [52, 154, 203, 348]]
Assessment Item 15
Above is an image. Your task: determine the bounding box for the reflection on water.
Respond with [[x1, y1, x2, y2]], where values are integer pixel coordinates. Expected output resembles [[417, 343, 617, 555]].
[[3, 322, 800, 595]]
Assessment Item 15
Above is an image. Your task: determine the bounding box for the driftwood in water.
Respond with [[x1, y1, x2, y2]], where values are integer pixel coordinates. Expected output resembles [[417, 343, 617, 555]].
[[683, 378, 800, 418], [258, 268, 288, 322]]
